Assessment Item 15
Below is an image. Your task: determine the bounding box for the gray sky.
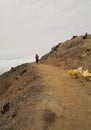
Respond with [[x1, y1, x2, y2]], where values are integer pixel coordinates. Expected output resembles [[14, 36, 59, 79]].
[[0, 0, 91, 60]]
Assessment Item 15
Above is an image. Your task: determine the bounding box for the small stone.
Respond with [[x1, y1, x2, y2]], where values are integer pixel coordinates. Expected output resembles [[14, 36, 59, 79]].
[[1, 102, 10, 114], [11, 111, 16, 118]]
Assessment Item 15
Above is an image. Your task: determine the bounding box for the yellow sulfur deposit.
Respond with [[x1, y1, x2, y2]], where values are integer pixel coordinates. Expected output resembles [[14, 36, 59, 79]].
[[68, 67, 91, 78], [68, 66, 83, 76], [77, 66, 83, 74], [82, 70, 91, 77]]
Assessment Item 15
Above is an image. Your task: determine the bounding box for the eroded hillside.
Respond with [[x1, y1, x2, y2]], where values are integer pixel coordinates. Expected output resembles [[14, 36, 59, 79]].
[[41, 34, 91, 71], [0, 34, 91, 130], [0, 63, 45, 130]]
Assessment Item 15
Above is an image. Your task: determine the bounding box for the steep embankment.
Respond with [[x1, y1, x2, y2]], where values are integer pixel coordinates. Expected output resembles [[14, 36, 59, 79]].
[[0, 63, 91, 130], [0, 63, 45, 130], [41, 34, 91, 71]]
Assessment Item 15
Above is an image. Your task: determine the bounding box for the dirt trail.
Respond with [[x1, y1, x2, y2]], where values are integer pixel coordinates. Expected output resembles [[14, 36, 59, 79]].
[[33, 63, 91, 130]]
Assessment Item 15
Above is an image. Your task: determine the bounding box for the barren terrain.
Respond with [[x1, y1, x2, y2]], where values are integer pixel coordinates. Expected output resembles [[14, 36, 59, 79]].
[[0, 34, 91, 130]]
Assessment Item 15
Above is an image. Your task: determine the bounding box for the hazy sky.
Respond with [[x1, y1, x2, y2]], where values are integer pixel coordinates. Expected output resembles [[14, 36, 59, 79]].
[[0, 0, 91, 60]]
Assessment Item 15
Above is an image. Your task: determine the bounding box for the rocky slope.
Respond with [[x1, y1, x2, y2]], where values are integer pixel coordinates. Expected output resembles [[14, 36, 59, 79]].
[[0, 34, 91, 130], [0, 63, 45, 130], [41, 34, 91, 71]]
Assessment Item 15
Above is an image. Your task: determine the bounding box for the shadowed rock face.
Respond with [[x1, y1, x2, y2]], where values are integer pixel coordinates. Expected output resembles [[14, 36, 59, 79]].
[[1, 102, 10, 114], [41, 34, 91, 71]]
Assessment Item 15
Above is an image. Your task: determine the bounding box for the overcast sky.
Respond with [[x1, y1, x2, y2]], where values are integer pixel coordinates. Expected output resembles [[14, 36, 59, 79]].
[[0, 0, 91, 73]]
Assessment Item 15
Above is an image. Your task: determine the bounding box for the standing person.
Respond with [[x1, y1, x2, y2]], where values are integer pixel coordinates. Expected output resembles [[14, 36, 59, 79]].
[[35, 54, 39, 64]]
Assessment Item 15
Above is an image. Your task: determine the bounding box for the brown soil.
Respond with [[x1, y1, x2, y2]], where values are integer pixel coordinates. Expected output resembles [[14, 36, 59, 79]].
[[0, 63, 91, 130], [33, 63, 91, 130], [0, 34, 91, 130]]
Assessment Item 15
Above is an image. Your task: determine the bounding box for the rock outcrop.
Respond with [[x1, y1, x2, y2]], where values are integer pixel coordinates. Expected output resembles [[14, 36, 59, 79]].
[[41, 34, 91, 71]]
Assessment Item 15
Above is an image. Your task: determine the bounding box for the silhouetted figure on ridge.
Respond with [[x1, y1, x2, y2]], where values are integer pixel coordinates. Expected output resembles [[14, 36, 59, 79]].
[[35, 54, 39, 64], [83, 32, 88, 39]]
